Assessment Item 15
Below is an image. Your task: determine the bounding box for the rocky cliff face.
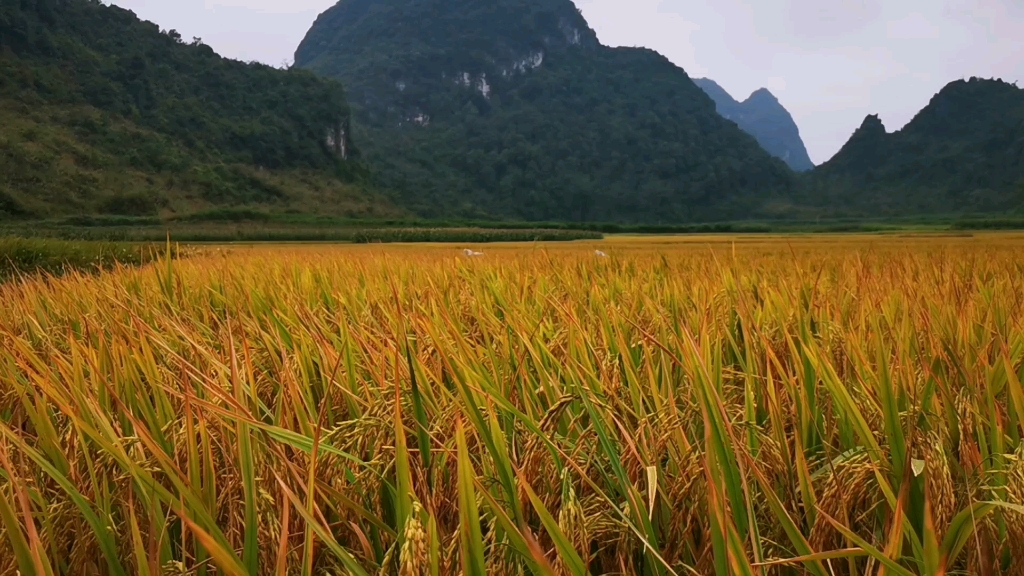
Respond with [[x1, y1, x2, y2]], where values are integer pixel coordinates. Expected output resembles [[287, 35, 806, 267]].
[[694, 78, 815, 172], [295, 0, 599, 127]]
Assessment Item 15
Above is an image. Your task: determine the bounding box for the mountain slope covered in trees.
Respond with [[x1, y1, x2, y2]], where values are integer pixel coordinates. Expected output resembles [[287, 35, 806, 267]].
[[694, 78, 815, 172], [807, 78, 1024, 216], [0, 0, 396, 219], [296, 0, 796, 223]]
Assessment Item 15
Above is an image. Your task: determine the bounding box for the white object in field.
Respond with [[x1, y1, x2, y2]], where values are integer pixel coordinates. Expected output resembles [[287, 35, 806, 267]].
[[463, 249, 484, 257], [595, 250, 608, 257], [912, 459, 926, 477]]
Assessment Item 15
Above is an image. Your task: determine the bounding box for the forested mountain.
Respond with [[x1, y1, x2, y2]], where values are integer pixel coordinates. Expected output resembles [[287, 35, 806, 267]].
[[295, 0, 796, 223], [807, 78, 1024, 216], [694, 78, 815, 172], [6, 0, 1018, 224], [0, 0, 396, 218]]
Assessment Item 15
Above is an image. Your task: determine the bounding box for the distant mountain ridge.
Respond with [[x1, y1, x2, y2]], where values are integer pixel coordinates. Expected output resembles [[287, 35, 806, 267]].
[[694, 78, 815, 172], [295, 0, 796, 223], [808, 77, 1024, 216]]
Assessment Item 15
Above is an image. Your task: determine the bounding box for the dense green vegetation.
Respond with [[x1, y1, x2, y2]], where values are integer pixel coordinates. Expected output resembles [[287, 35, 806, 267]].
[[296, 0, 795, 223], [2, 0, 1021, 227], [9, 208, 1024, 243], [0, 0, 396, 218], [0, 237, 162, 279], [807, 78, 1024, 216], [694, 78, 815, 172], [0, 219, 601, 243]]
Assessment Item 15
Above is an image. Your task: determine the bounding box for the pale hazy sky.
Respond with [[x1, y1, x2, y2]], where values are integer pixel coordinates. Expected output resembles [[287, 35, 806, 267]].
[[109, 0, 1024, 165]]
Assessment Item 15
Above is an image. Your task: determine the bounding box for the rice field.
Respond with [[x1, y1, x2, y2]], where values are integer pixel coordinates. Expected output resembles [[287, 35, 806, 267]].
[[2, 233, 1024, 575]]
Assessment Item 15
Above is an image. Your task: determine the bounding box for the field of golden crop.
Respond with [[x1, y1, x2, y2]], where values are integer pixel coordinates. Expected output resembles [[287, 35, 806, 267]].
[[2, 234, 1024, 575]]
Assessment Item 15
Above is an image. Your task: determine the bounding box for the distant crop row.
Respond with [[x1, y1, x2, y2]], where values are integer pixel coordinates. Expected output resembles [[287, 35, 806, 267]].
[[26, 208, 1024, 236], [0, 224, 602, 244], [1, 237, 1024, 574], [0, 237, 163, 280]]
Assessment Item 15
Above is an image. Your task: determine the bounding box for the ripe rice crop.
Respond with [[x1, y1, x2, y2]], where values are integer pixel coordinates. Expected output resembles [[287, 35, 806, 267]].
[[1, 234, 1024, 575]]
